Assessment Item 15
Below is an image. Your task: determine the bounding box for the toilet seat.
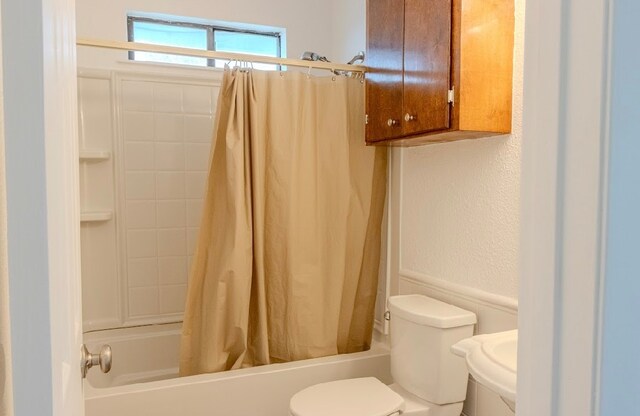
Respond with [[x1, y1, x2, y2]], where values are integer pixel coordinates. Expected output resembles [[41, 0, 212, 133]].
[[289, 377, 405, 416]]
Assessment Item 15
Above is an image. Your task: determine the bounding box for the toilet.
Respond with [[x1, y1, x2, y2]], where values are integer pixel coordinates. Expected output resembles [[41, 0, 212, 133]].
[[289, 294, 477, 416]]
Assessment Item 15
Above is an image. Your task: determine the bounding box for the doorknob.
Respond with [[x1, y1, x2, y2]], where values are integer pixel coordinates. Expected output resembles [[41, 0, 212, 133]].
[[81, 344, 112, 378], [404, 113, 417, 122]]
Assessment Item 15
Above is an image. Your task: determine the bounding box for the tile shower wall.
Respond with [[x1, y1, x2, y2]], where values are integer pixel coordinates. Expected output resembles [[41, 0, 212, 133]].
[[78, 71, 120, 331], [118, 75, 219, 324], [78, 68, 221, 331]]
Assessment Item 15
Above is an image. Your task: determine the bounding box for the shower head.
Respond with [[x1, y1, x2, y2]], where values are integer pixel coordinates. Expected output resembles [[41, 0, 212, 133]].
[[300, 51, 366, 76], [346, 51, 365, 66], [301, 51, 365, 66], [301, 51, 320, 61], [300, 51, 330, 62]]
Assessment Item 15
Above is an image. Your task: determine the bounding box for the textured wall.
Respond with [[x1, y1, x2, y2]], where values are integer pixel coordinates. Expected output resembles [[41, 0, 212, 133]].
[[399, 0, 525, 300]]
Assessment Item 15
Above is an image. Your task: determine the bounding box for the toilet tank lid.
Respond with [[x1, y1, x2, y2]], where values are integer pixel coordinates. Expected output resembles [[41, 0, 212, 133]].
[[388, 295, 477, 328]]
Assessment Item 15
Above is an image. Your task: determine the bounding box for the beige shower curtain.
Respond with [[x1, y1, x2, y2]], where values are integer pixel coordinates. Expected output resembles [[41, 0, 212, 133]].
[[179, 67, 387, 376]]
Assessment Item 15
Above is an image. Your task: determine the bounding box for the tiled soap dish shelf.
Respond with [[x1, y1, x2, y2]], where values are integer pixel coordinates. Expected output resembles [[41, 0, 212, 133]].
[[81, 211, 113, 223], [79, 150, 111, 162]]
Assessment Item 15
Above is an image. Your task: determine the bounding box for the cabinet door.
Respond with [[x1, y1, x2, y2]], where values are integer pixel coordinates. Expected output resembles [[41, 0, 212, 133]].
[[366, 0, 405, 142], [403, 0, 452, 136]]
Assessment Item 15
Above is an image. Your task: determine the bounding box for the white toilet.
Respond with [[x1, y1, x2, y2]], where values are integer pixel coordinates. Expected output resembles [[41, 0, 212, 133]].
[[289, 294, 477, 416]]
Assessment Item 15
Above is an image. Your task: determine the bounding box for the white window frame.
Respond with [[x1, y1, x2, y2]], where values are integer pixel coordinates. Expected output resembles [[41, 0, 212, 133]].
[[126, 16, 283, 67]]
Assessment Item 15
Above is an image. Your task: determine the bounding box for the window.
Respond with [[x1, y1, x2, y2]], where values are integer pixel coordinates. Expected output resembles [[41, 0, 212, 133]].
[[127, 16, 283, 70]]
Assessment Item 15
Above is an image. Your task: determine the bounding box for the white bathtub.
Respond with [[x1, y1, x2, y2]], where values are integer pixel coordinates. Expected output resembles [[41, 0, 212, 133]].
[[84, 323, 391, 416]]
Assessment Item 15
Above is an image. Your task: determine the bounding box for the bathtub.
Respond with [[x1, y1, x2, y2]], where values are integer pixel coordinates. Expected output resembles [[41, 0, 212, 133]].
[[84, 323, 392, 416]]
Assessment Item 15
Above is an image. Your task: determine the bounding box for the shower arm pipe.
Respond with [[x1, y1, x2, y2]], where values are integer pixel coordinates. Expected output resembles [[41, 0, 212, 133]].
[[76, 38, 367, 74]]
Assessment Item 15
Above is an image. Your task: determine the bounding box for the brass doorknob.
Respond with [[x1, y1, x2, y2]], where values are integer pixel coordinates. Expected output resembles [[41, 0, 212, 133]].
[[387, 118, 399, 127], [404, 113, 417, 122]]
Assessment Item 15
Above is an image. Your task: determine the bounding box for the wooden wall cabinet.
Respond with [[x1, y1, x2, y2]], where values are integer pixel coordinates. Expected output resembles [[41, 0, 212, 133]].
[[365, 0, 515, 146]]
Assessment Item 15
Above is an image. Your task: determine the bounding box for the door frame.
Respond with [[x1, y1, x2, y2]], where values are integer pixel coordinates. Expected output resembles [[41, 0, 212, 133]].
[[2, 0, 83, 414], [518, 0, 612, 415]]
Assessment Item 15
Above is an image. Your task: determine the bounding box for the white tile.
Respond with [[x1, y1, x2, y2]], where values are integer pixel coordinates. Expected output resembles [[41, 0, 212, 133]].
[[155, 142, 185, 171], [185, 171, 207, 199], [126, 201, 156, 229], [128, 287, 159, 317], [159, 284, 188, 314], [125, 172, 155, 200], [187, 227, 199, 256], [183, 85, 213, 114], [476, 305, 518, 335], [128, 258, 158, 288], [156, 172, 185, 199], [127, 230, 157, 258], [157, 228, 186, 256], [463, 378, 477, 416], [122, 81, 154, 111], [125, 142, 154, 170], [154, 84, 183, 113], [184, 115, 214, 143], [476, 383, 514, 416], [186, 199, 204, 227], [188, 256, 194, 274], [123, 111, 154, 141], [158, 256, 188, 285], [211, 87, 220, 112], [157, 200, 186, 228], [155, 114, 184, 142], [185, 143, 211, 171]]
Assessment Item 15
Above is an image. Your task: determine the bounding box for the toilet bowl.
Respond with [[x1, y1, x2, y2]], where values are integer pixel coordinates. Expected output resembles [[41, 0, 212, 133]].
[[289, 295, 477, 416]]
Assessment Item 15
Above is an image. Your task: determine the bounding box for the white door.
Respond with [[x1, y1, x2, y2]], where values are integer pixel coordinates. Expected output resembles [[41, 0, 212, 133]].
[[2, 0, 85, 415]]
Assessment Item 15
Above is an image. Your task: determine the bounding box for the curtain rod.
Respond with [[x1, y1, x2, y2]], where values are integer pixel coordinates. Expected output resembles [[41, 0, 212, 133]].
[[76, 38, 367, 74]]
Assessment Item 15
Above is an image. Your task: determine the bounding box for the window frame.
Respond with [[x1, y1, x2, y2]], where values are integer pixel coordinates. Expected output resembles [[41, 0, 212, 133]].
[[126, 16, 283, 67]]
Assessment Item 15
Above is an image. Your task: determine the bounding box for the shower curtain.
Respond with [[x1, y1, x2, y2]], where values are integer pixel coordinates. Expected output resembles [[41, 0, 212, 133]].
[[179, 67, 387, 376]]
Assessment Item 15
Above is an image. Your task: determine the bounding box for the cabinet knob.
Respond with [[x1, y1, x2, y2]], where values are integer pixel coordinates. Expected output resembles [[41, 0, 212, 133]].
[[387, 118, 399, 127], [404, 113, 417, 122]]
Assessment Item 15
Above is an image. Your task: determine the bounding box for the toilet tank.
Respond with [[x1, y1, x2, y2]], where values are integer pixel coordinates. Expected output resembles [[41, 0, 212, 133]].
[[388, 295, 476, 405]]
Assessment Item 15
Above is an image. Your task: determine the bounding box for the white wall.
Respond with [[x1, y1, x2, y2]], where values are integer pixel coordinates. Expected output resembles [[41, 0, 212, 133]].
[[75, 0, 338, 69], [397, 0, 525, 300], [599, 1, 640, 413], [331, 0, 366, 64]]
